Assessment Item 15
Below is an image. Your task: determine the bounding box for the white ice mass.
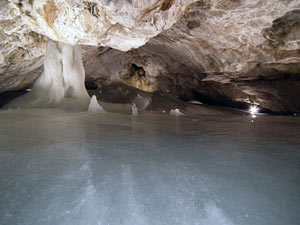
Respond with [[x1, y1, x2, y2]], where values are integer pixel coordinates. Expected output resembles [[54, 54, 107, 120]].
[[5, 41, 90, 110], [132, 103, 138, 116], [88, 95, 104, 113], [170, 108, 184, 116]]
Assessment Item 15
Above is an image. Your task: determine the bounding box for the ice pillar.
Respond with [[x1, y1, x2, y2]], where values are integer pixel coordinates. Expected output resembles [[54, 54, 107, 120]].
[[5, 41, 91, 110]]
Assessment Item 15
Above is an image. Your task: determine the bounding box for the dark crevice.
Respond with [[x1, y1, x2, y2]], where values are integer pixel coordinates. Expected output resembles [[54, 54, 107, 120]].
[[0, 91, 27, 108], [129, 64, 146, 77]]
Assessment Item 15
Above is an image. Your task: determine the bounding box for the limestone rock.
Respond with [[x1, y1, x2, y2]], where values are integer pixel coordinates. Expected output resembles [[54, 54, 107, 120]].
[[0, 0, 195, 92], [8, 0, 195, 51], [83, 0, 300, 113]]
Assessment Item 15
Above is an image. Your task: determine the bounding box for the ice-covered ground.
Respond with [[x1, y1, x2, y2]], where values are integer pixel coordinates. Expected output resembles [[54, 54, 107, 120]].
[[0, 109, 299, 225]]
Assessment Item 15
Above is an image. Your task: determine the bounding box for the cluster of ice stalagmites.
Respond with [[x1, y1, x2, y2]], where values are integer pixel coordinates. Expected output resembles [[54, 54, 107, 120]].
[[6, 41, 91, 110]]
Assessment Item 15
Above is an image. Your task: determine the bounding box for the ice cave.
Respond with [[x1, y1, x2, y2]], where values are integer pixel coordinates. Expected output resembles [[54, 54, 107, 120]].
[[0, 1, 300, 225]]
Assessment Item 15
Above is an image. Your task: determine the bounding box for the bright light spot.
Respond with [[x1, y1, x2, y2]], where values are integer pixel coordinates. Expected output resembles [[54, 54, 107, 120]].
[[252, 114, 256, 118], [249, 105, 259, 115]]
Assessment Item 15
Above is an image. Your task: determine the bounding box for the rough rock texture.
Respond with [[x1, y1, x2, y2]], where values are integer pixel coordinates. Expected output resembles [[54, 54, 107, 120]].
[[10, 0, 195, 51], [88, 82, 245, 116], [0, 0, 194, 92], [83, 0, 300, 113], [1, 0, 300, 113]]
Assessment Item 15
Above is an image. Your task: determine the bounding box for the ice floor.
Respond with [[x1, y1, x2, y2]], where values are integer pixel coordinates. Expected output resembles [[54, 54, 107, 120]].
[[0, 109, 299, 225]]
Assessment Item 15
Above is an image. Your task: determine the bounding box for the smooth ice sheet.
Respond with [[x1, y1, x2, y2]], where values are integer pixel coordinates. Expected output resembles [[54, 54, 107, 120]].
[[0, 109, 299, 225]]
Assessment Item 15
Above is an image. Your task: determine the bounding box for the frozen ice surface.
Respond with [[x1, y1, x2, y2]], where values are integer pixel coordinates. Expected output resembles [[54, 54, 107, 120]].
[[0, 109, 300, 225]]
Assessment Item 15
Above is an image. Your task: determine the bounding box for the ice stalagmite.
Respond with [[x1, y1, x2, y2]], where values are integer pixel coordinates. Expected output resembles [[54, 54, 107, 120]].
[[132, 103, 138, 116], [88, 95, 104, 113], [5, 41, 90, 110]]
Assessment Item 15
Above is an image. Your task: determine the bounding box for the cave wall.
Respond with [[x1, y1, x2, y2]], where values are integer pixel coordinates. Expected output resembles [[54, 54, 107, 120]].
[[83, 0, 300, 113]]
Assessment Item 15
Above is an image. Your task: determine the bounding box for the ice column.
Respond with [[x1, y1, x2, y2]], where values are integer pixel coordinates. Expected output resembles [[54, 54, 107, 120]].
[[5, 41, 91, 110]]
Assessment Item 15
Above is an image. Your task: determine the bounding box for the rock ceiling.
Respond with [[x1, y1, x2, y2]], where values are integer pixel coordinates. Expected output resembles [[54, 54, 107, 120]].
[[0, 0, 300, 113]]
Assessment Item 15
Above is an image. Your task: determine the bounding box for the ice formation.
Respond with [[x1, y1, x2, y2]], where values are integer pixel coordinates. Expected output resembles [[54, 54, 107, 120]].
[[88, 95, 104, 114], [5, 41, 90, 110], [132, 103, 138, 116], [188, 100, 203, 105], [170, 108, 184, 116]]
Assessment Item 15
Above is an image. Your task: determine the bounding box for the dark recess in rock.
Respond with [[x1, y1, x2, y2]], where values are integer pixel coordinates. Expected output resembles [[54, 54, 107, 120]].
[[129, 64, 146, 77], [160, 0, 175, 11], [0, 91, 27, 108]]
